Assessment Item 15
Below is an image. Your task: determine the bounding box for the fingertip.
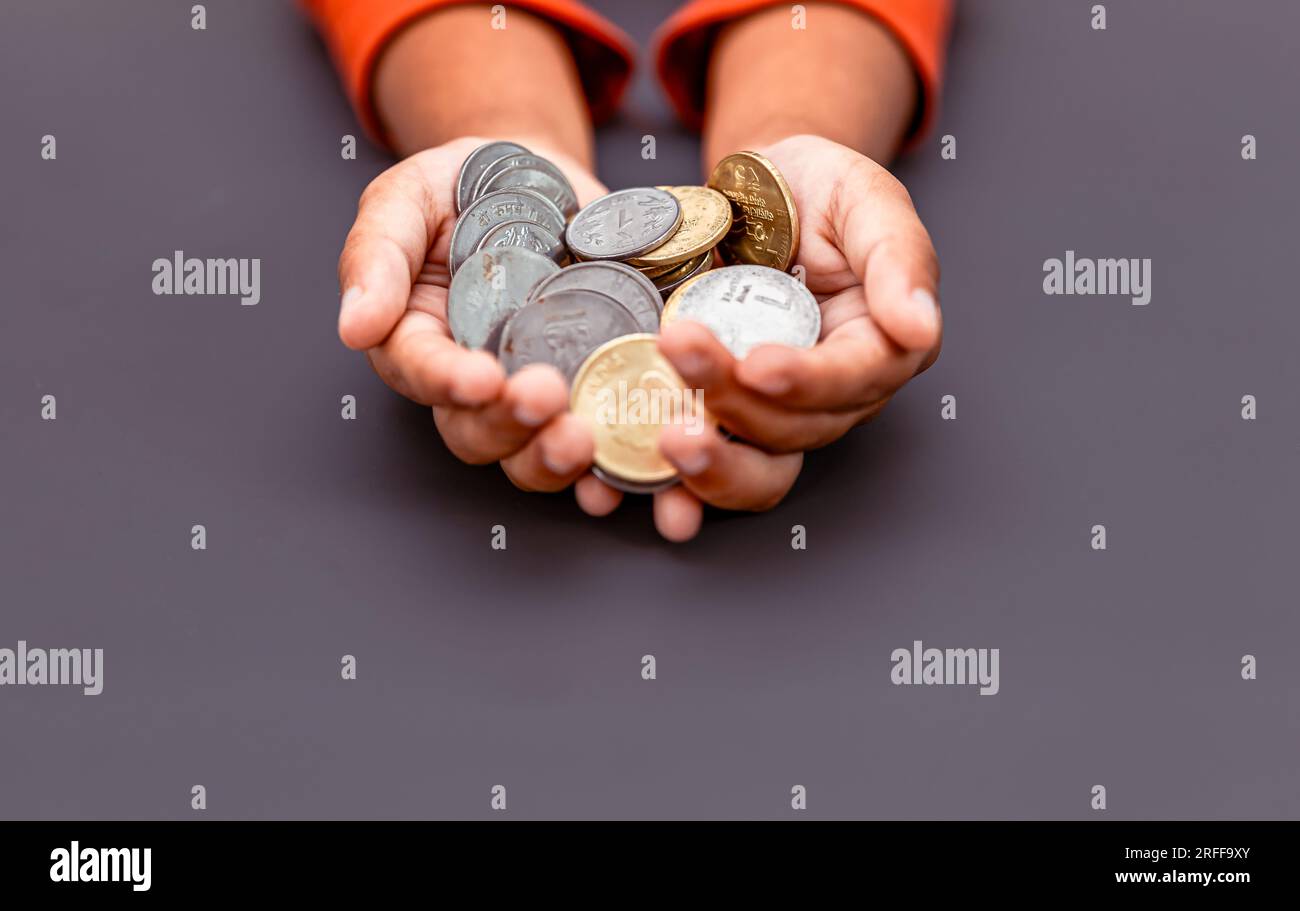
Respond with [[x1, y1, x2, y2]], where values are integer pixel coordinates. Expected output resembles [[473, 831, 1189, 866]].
[[575, 473, 622, 516], [541, 413, 594, 474], [884, 287, 942, 352], [338, 232, 415, 347], [449, 350, 505, 406], [865, 242, 942, 353], [654, 486, 703, 542], [513, 362, 568, 397], [734, 344, 800, 396], [506, 363, 569, 426], [561, 411, 595, 456], [338, 287, 388, 350], [658, 319, 710, 353], [658, 321, 727, 384], [658, 423, 714, 478]]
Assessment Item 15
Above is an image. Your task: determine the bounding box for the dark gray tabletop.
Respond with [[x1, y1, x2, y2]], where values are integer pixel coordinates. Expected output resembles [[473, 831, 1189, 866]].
[[1, 0, 1296, 819]]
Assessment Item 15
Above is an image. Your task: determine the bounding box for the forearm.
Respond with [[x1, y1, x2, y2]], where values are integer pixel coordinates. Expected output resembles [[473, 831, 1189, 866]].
[[703, 2, 918, 167], [372, 4, 593, 166]]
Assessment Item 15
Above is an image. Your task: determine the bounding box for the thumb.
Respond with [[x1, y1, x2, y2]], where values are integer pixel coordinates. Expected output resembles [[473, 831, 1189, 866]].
[[337, 164, 437, 350], [861, 235, 941, 353], [833, 165, 941, 353]]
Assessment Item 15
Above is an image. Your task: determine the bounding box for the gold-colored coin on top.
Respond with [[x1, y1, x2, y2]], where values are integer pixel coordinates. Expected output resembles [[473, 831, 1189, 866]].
[[706, 151, 799, 272], [626, 186, 732, 269], [571, 333, 713, 485]]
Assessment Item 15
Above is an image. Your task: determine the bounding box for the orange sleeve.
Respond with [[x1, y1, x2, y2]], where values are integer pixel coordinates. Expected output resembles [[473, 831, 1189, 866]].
[[653, 0, 952, 145], [299, 0, 636, 145]]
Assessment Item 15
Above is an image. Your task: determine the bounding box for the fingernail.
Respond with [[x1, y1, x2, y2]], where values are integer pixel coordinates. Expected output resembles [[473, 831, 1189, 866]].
[[340, 285, 364, 313], [671, 448, 711, 477], [542, 447, 578, 476], [450, 378, 486, 408], [748, 372, 791, 396], [513, 401, 549, 427], [909, 288, 939, 333], [674, 351, 709, 380]]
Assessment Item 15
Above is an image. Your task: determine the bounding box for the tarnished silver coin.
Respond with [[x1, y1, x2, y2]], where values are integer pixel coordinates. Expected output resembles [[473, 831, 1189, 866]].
[[474, 219, 567, 264], [671, 264, 821, 358], [473, 153, 556, 200], [591, 465, 678, 495], [653, 250, 713, 296], [528, 260, 662, 334], [449, 189, 565, 275], [476, 156, 578, 216], [447, 247, 560, 350], [565, 188, 682, 261], [455, 141, 529, 214], [498, 289, 640, 381]]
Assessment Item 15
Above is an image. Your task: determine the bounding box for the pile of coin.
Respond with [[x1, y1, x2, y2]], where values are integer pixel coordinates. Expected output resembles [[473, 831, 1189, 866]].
[[449, 140, 574, 278], [445, 143, 820, 493], [564, 184, 727, 297]]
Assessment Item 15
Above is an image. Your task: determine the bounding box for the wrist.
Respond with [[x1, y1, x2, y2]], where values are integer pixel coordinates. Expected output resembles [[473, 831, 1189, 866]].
[[373, 5, 593, 166], [703, 119, 823, 173], [702, 1, 917, 168]]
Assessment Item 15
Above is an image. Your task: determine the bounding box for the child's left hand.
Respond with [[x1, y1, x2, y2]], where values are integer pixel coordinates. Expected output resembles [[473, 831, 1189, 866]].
[[577, 134, 943, 541]]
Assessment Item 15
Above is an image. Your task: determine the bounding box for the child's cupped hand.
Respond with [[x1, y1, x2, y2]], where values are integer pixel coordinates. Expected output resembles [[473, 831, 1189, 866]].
[[335, 137, 606, 494], [610, 134, 945, 541]]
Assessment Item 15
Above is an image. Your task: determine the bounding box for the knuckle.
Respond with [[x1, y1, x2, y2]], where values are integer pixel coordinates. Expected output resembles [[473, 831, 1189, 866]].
[[357, 171, 394, 210], [359, 161, 427, 216]]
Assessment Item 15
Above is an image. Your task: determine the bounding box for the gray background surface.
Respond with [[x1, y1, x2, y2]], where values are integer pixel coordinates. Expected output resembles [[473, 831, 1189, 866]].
[[1, 0, 1296, 819]]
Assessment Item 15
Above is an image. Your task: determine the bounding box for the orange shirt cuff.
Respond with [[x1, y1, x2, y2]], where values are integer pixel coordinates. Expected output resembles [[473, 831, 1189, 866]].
[[300, 0, 636, 147], [652, 0, 952, 147]]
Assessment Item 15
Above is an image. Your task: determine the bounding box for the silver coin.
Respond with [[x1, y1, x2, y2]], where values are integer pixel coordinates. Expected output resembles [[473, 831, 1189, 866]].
[[447, 247, 561, 350], [672, 265, 821, 358], [474, 219, 567, 264], [565, 188, 682, 261], [498, 289, 640, 382], [449, 189, 566, 275], [475, 157, 578, 216], [653, 251, 713, 296], [591, 465, 678, 495], [473, 152, 549, 201], [527, 261, 662, 334], [455, 141, 529, 214]]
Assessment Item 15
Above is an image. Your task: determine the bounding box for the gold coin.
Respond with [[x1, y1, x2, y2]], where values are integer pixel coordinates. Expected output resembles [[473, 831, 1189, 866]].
[[625, 186, 732, 269], [659, 270, 711, 329], [637, 259, 683, 280], [706, 151, 799, 272], [571, 334, 713, 485], [653, 249, 713, 294], [651, 248, 712, 284]]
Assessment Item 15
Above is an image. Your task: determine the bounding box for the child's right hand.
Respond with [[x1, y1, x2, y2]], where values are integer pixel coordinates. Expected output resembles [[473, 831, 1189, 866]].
[[335, 136, 606, 493]]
